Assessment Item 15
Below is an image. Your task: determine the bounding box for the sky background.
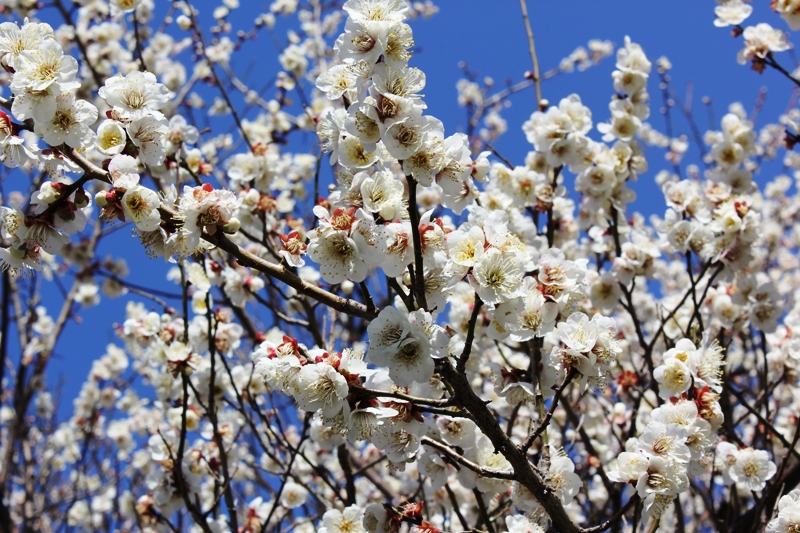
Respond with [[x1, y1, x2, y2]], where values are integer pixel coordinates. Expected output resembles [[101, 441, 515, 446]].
[[15, 0, 799, 416]]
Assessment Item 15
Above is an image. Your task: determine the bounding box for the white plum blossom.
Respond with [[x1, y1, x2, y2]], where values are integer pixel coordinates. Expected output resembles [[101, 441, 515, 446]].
[[10, 37, 79, 122], [99, 71, 171, 120], [417, 451, 451, 491], [737, 23, 792, 67], [318, 506, 366, 533], [715, 0, 753, 27], [470, 247, 523, 305], [95, 120, 127, 156], [0, 21, 55, 71], [773, 0, 800, 30], [490, 279, 558, 341], [730, 448, 777, 491], [506, 515, 545, 533], [279, 481, 308, 509], [0, 3, 796, 533], [307, 207, 384, 283], [176, 184, 242, 255], [360, 170, 404, 218], [654, 357, 693, 400], [122, 185, 162, 232], [110, 0, 142, 14], [547, 447, 582, 505], [366, 306, 440, 386], [294, 362, 349, 417], [382, 113, 430, 160], [33, 92, 97, 149], [126, 115, 169, 166]]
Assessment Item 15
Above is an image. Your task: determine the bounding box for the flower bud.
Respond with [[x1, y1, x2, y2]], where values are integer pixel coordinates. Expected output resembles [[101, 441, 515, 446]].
[[341, 279, 354, 295], [538, 98, 549, 112], [38, 182, 61, 204], [0, 110, 12, 137], [222, 217, 241, 234], [56, 202, 76, 222], [74, 188, 90, 209], [379, 203, 396, 221], [177, 15, 192, 29], [95, 191, 109, 207]]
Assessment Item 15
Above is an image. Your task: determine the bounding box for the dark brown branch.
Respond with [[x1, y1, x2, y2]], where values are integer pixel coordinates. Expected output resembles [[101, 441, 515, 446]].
[[201, 230, 377, 321], [406, 175, 428, 310], [520, 368, 578, 453], [349, 384, 451, 407], [132, 11, 149, 72], [439, 361, 581, 533], [420, 436, 515, 480], [337, 444, 357, 505], [473, 487, 497, 533], [727, 385, 800, 462], [456, 294, 483, 373], [765, 53, 800, 89]]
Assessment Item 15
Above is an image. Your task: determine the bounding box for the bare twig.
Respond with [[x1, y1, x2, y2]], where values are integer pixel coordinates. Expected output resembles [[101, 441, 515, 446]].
[[518, 0, 543, 106]]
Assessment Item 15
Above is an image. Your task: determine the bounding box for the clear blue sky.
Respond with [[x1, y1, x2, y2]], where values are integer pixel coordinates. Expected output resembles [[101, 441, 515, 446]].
[[26, 0, 796, 413]]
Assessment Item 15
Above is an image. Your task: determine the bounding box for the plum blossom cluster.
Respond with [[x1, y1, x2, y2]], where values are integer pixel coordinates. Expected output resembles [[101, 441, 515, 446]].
[[0, 20, 96, 273], [0, 11, 254, 272], [606, 335, 733, 523]]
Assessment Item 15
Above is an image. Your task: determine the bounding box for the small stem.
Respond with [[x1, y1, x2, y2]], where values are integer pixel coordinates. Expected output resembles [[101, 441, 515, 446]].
[[519, 0, 543, 106], [456, 294, 483, 373], [132, 11, 149, 72], [582, 495, 641, 533], [420, 436, 514, 480], [473, 487, 497, 533], [765, 53, 800, 89]]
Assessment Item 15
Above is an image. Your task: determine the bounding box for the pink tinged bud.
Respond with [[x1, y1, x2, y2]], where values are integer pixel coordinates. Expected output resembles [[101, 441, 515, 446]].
[[95, 191, 109, 207], [74, 188, 90, 209], [0, 110, 12, 137], [199, 162, 213, 176], [38, 182, 65, 204], [56, 201, 77, 222]]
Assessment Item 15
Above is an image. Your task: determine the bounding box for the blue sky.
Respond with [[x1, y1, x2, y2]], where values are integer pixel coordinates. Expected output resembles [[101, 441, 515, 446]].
[[22, 0, 798, 414]]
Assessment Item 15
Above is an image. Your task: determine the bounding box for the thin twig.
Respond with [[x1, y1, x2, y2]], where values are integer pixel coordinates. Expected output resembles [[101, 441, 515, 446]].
[[521, 368, 578, 453], [519, 0, 543, 106]]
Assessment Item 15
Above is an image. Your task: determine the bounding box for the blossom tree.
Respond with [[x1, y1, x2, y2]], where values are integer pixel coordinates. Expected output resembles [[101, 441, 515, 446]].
[[0, 1, 799, 533]]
